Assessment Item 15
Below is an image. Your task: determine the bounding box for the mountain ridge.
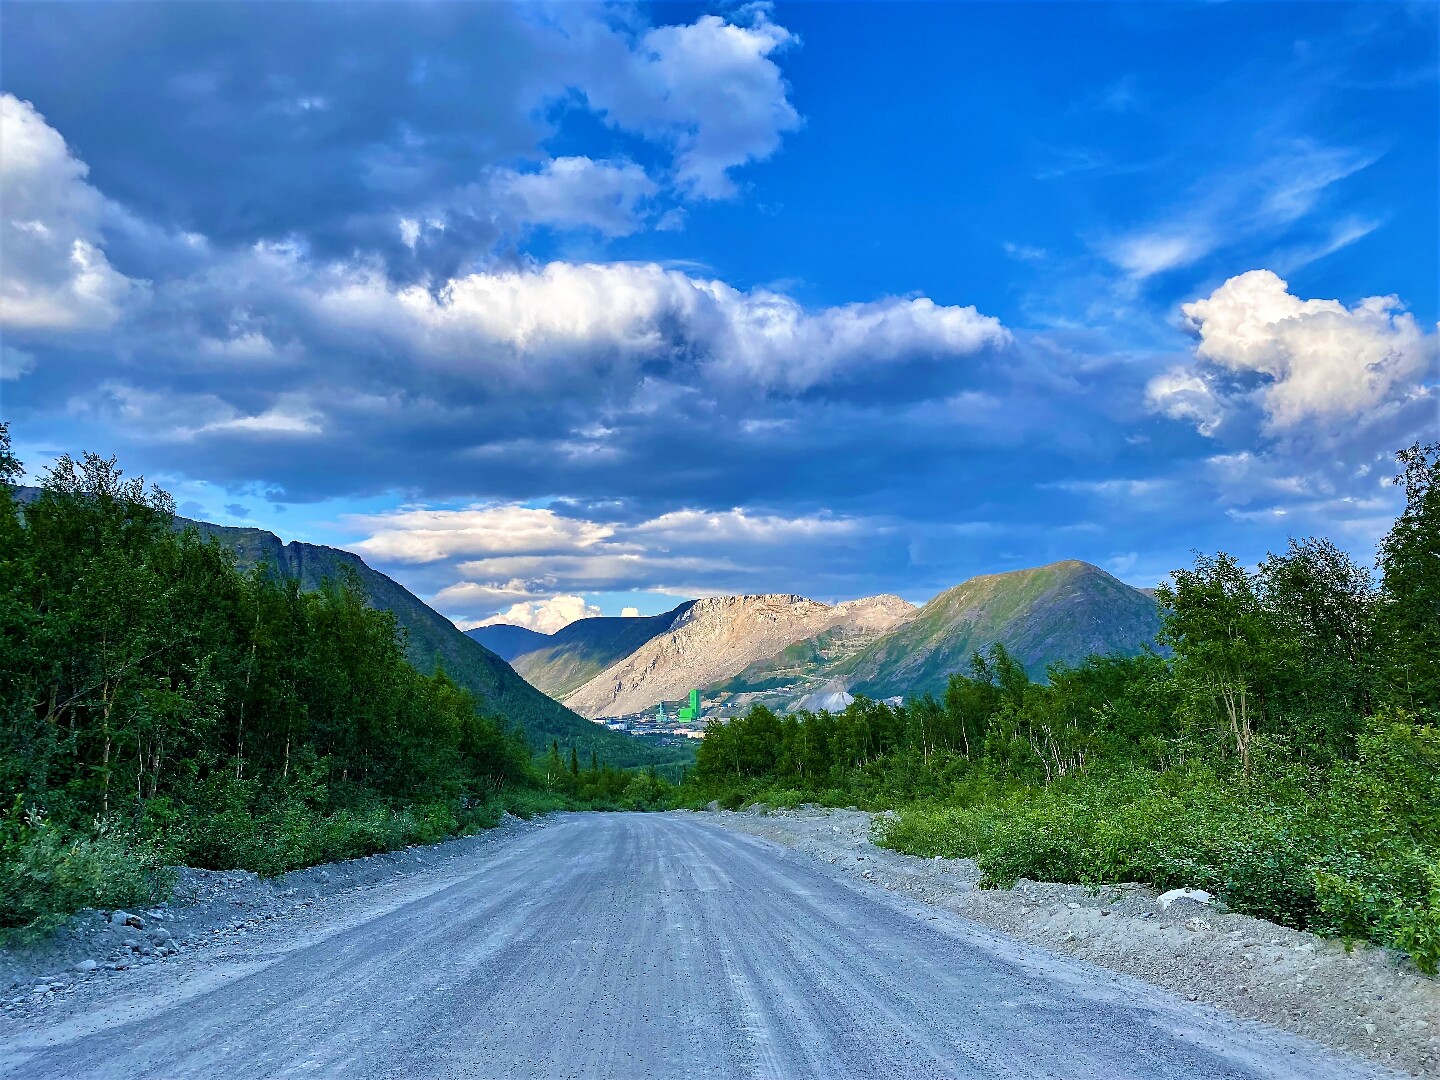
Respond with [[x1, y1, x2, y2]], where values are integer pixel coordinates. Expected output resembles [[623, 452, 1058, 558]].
[[465, 623, 552, 662], [509, 602, 697, 701], [833, 560, 1162, 702], [515, 562, 1159, 717], [563, 592, 918, 718]]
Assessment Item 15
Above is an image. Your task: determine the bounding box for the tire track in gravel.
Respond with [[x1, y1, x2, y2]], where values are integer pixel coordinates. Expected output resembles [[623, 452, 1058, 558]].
[[0, 813, 1400, 1080]]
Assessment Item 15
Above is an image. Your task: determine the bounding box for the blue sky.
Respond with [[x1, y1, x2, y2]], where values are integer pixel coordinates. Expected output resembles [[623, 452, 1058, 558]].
[[2, 1, 1436, 633]]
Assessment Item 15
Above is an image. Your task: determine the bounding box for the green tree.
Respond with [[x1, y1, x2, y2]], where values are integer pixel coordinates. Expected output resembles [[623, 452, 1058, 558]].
[[1378, 443, 1440, 711], [1258, 537, 1377, 757], [1156, 552, 1271, 776]]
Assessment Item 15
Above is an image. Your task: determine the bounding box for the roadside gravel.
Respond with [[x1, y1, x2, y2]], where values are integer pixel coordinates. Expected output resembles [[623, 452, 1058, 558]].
[[0, 813, 542, 1015], [0, 813, 1403, 1079], [702, 804, 1440, 1079]]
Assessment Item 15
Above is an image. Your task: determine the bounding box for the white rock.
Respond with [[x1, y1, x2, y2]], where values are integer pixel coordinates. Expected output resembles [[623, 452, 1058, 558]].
[[1158, 888, 1213, 909], [73, 960, 98, 973]]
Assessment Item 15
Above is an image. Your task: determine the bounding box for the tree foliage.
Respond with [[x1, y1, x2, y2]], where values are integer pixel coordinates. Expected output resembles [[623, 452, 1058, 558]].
[[683, 444, 1439, 971], [0, 431, 539, 930]]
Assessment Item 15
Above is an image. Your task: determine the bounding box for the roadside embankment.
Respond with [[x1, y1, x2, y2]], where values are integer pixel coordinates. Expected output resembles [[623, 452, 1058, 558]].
[[700, 804, 1440, 1079]]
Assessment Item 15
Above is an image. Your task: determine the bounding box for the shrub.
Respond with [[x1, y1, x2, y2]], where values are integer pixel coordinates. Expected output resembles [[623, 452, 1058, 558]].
[[0, 801, 172, 936]]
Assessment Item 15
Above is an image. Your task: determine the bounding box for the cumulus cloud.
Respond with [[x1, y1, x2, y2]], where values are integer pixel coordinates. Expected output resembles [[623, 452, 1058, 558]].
[[583, 12, 801, 199], [620, 606, 641, 618], [1149, 270, 1435, 433], [474, 594, 602, 634], [299, 258, 1009, 392], [1145, 367, 1225, 436], [352, 502, 885, 623], [351, 505, 615, 564], [0, 94, 144, 332], [3, 6, 801, 279], [490, 157, 658, 237]]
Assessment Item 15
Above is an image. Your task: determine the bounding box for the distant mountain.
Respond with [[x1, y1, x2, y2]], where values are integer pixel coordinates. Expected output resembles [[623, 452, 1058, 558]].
[[177, 519, 688, 768], [518, 564, 1159, 717], [465, 624, 552, 662], [563, 594, 916, 718], [833, 561, 1161, 701], [712, 596, 919, 707], [512, 603, 696, 700]]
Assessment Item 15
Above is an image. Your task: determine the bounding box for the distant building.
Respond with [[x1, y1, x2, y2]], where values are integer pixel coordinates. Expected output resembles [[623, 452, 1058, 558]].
[[677, 688, 702, 722]]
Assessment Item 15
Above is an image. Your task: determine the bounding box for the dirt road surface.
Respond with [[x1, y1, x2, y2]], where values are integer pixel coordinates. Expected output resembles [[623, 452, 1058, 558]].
[[0, 813, 1394, 1079]]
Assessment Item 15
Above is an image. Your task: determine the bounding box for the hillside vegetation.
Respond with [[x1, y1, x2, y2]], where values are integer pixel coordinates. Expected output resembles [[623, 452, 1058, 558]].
[[680, 444, 1440, 974], [183, 521, 683, 770], [0, 430, 675, 935], [8, 489, 689, 771], [838, 561, 1161, 698]]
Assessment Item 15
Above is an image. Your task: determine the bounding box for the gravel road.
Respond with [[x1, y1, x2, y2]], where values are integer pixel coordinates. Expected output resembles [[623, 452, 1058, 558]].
[[0, 813, 1396, 1079]]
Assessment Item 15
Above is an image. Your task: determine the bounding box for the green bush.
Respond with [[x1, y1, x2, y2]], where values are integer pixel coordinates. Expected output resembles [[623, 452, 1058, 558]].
[[0, 801, 172, 936], [877, 731, 1440, 971], [1389, 863, 1440, 975]]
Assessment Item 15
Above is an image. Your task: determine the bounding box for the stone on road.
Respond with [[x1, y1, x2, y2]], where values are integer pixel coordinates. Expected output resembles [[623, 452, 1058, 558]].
[[0, 814, 1385, 1079]]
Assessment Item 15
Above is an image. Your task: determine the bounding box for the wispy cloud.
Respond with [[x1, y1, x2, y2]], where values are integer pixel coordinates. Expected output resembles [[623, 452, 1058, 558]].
[[1098, 140, 1378, 284]]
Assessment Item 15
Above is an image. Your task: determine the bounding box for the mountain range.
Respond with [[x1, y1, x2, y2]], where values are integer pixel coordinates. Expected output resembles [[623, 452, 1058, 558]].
[[475, 602, 697, 701], [474, 561, 1161, 718]]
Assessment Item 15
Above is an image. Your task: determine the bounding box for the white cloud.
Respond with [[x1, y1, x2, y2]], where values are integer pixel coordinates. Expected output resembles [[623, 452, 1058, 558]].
[[475, 594, 601, 634], [1100, 142, 1375, 284], [634, 507, 864, 545], [437, 579, 552, 614], [1160, 269, 1435, 431], [196, 400, 323, 437], [582, 12, 800, 199], [1003, 242, 1048, 263], [0, 94, 146, 332], [1050, 478, 1176, 500], [351, 505, 616, 564], [197, 329, 294, 363], [1104, 229, 1213, 280], [295, 257, 1008, 392], [491, 157, 658, 237], [1145, 367, 1226, 436], [0, 345, 35, 380], [620, 606, 641, 618], [78, 384, 323, 441], [352, 501, 884, 623], [450, 552, 717, 585]]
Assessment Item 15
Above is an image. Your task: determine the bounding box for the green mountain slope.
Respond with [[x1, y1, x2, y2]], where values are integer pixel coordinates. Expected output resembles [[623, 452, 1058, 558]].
[[465, 624, 552, 662], [837, 561, 1160, 700], [512, 603, 695, 699], [714, 621, 898, 700], [181, 520, 687, 767]]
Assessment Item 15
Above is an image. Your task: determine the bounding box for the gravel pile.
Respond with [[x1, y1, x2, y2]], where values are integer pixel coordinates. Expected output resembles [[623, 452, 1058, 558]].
[[701, 804, 1439, 1080], [0, 814, 541, 1015]]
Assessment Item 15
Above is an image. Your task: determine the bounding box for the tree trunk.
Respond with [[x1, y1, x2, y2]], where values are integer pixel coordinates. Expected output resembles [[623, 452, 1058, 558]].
[[100, 678, 112, 816]]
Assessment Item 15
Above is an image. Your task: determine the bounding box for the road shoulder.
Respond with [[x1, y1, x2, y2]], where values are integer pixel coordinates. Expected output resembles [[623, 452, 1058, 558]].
[[692, 805, 1440, 1080]]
